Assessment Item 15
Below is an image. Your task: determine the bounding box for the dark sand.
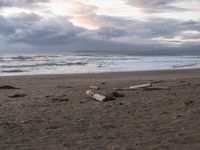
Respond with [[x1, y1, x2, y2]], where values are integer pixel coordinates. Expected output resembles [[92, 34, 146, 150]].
[[1, 69, 200, 150]]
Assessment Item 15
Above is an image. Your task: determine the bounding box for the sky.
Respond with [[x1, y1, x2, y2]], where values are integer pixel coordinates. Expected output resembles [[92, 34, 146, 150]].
[[0, 0, 200, 54]]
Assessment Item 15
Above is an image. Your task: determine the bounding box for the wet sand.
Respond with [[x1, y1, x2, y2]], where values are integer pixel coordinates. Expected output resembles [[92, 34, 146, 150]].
[[1, 69, 200, 150]]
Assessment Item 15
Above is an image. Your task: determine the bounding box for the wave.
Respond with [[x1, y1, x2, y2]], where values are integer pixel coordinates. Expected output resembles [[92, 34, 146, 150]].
[[2, 70, 26, 73], [0, 62, 87, 68], [11, 56, 33, 60], [173, 63, 197, 68]]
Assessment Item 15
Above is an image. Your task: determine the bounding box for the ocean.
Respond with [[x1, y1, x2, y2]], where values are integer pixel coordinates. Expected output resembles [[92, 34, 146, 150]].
[[0, 52, 200, 76]]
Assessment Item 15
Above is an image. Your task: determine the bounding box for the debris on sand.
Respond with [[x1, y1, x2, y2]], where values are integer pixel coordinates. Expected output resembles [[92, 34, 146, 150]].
[[86, 90, 125, 102], [101, 82, 106, 85], [8, 94, 26, 98], [49, 95, 69, 103], [51, 97, 69, 103], [184, 100, 194, 106], [89, 86, 100, 90], [106, 91, 125, 98], [57, 86, 71, 89], [18, 119, 32, 124], [0, 85, 19, 89]]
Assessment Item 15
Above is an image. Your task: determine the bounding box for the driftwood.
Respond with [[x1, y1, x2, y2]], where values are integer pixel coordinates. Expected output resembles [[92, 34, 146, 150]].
[[89, 86, 100, 90], [114, 83, 152, 91], [114, 83, 170, 91], [86, 90, 124, 102], [129, 83, 152, 89], [86, 90, 107, 102], [8, 94, 26, 98]]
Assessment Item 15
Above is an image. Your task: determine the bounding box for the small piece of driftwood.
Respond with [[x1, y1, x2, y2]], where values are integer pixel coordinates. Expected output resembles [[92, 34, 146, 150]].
[[8, 94, 26, 98], [89, 86, 100, 90], [86, 90, 106, 102]]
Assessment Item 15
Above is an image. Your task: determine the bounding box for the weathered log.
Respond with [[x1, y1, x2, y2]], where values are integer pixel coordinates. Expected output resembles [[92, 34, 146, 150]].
[[86, 90, 106, 102], [129, 83, 152, 89], [114, 83, 152, 91], [89, 86, 100, 90]]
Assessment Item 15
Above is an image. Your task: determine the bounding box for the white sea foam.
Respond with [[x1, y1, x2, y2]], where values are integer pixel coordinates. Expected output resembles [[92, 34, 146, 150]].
[[0, 53, 200, 76]]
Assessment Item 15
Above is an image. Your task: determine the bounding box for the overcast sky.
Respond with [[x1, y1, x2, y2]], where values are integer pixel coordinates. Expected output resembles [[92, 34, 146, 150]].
[[0, 0, 200, 53]]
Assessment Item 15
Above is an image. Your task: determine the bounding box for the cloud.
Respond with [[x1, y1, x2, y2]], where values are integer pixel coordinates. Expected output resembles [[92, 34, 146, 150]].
[[46, 0, 99, 29], [0, 16, 15, 35], [127, 0, 187, 13], [0, 0, 48, 7], [1, 11, 200, 52], [0, 0, 200, 54], [128, 0, 173, 8], [3, 14, 85, 45]]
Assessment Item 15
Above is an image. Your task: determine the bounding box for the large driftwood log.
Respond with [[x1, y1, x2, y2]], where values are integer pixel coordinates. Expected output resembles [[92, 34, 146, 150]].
[[114, 83, 152, 91], [86, 90, 106, 102], [114, 83, 170, 91], [129, 83, 152, 89]]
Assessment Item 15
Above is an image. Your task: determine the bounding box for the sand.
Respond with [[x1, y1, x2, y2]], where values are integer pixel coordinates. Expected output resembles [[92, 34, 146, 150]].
[[1, 69, 200, 150]]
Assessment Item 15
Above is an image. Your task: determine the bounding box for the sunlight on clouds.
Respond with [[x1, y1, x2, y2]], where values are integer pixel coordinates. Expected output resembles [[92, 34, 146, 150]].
[[43, 2, 68, 16], [43, 0, 147, 29], [183, 30, 200, 35], [152, 11, 200, 21], [44, 0, 99, 29], [86, 0, 145, 20], [0, 7, 31, 17]]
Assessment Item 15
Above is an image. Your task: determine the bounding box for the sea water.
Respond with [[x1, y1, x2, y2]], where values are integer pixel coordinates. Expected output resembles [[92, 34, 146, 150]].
[[0, 52, 200, 76]]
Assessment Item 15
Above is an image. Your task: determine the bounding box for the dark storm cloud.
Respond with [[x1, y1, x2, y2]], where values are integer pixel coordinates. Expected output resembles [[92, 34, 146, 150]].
[[3, 13, 85, 45], [97, 27, 128, 39], [0, 16, 15, 35]]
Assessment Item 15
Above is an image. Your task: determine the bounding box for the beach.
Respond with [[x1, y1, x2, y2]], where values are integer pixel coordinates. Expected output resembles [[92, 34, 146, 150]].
[[1, 69, 200, 150]]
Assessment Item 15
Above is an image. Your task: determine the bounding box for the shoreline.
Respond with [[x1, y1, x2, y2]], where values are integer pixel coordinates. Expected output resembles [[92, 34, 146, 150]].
[[1, 68, 200, 78]]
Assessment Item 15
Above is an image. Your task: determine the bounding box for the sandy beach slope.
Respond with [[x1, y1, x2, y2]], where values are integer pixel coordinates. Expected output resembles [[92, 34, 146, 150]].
[[1, 69, 200, 150]]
